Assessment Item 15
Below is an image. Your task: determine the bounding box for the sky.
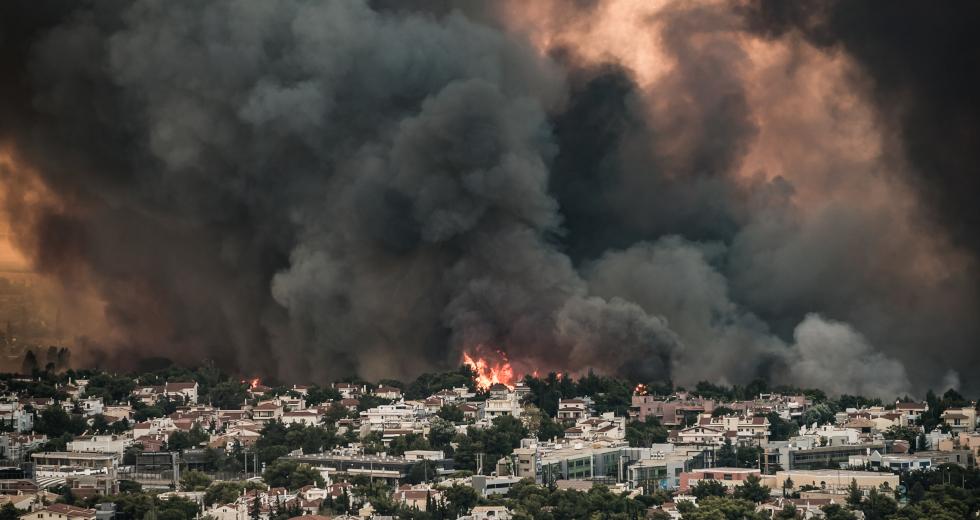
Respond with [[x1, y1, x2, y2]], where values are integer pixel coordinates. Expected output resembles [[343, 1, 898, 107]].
[[0, 0, 978, 397]]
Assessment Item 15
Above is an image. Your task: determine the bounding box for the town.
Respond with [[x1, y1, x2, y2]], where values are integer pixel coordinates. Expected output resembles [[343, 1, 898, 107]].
[[0, 362, 976, 520]]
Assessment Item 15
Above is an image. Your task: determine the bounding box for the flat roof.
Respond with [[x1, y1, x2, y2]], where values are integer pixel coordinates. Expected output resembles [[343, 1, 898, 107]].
[[31, 452, 117, 460]]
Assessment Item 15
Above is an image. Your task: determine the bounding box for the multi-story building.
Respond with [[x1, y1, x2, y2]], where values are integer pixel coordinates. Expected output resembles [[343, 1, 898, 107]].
[[942, 407, 978, 433], [630, 396, 714, 426], [557, 399, 590, 423], [895, 402, 928, 426], [0, 401, 32, 433]]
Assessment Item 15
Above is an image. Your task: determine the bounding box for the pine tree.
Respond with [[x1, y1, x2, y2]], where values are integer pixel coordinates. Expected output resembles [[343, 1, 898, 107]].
[[250, 495, 261, 520], [846, 478, 863, 508]]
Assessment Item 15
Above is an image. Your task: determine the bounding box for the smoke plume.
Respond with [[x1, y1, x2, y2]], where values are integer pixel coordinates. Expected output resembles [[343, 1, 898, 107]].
[[0, 0, 978, 397]]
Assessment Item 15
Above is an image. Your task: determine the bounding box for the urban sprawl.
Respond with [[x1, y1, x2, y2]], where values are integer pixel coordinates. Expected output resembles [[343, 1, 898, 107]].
[[0, 364, 978, 520]]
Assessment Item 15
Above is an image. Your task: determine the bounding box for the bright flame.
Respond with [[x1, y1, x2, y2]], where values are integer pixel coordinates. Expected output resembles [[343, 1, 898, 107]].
[[241, 378, 261, 389], [462, 350, 516, 390], [634, 383, 648, 395]]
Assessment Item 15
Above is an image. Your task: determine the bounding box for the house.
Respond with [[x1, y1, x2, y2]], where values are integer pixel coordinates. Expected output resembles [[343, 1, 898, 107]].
[[0, 433, 47, 461], [164, 382, 199, 404], [391, 484, 441, 511], [468, 505, 513, 520], [670, 425, 725, 446], [76, 398, 104, 417], [0, 401, 33, 432], [332, 383, 366, 399], [373, 386, 403, 400], [942, 407, 977, 433], [252, 402, 283, 424], [132, 386, 165, 405], [460, 403, 484, 421], [282, 409, 323, 427], [484, 390, 522, 419], [695, 414, 769, 445], [895, 402, 928, 425], [19, 504, 96, 520], [557, 399, 589, 422]]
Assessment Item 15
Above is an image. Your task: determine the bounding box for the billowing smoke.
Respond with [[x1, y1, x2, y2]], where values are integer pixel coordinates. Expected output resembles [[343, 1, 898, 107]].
[[0, 0, 977, 397]]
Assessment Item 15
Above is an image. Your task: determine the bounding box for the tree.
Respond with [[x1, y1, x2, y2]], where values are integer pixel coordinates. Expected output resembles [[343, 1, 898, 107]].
[[860, 488, 897, 520], [775, 504, 797, 520], [681, 496, 765, 520], [444, 485, 478, 517], [0, 504, 18, 520], [207, 481, 244, 505], [690, 479, 727, 499], [821, 504, 857, 520], [711, 406, 736, 417], [436, 405, 464, 423], [782, 477, 794, 498], [716, 438, 737, 467], [262, 460, 324, 490], [909, 481, 926, 503], [210, 381, 247, 410], [305, 385, 341, 407], [846, 478, 863, 508], [625, 417, 668, 447], [428, 417, 457, 452], [733, 474, 770, 503], [179, 470, 212, 491]]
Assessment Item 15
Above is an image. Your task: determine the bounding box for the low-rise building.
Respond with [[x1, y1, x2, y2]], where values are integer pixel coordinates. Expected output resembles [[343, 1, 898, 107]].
[[679, 468, 761, 492], [18, 504, 96, 520], [763, 469, 899, 494]]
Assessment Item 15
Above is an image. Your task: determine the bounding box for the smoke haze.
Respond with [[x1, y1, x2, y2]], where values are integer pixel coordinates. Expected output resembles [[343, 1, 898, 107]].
[[0, 0, 978, 397]]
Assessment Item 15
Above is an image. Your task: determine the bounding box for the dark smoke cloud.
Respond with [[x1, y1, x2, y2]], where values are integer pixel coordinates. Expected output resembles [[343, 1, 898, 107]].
[[0, 0, 977, 396]]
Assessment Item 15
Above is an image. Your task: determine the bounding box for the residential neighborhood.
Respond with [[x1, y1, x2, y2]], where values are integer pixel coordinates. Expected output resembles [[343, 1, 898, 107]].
[[0, 365, 975, 520]]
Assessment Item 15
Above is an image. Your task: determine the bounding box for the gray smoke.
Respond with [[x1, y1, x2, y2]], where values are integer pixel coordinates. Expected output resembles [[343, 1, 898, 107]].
[[0, 0, 976, 397]]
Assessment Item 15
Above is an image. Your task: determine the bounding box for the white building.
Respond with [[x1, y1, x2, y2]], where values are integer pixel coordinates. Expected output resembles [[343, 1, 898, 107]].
[[67, 434, 132, 457], [164, 382, 199, 404], [0, 401, 33, 433]]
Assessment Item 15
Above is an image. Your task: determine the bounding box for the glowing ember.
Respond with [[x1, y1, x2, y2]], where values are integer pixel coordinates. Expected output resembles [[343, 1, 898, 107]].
[[241, 378, 261, 389], [634, 383, 648, 395], [462, 350, 516, 390]]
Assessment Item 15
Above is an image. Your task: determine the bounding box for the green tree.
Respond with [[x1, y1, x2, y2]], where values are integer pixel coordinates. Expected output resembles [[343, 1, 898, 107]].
[[716, 438, 737, 467], [436, 405, 464, 422], [210, 381, 248, 409], [179, 470, 212, 491], [428, 417, 457, 452], [444, 485, 478, 517], [690, 479, 727, 499], [262, 460, 324, 490], [775, 503, 797, 519], [0, 504, 19, 520], [820, 504, 857, 520], [205, 481, 244, 506], [304, 385, 341, 407], [733, 474, 770, 503], [625, 417, 668, 447], [860, 488, 897, 520], [846, 478, 862, 508]]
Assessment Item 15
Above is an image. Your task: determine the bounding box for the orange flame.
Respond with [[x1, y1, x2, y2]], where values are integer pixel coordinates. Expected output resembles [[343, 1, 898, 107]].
[[462, 350, 516, 390], [634, 383, 648, 395], [242, 378, 261, 389]]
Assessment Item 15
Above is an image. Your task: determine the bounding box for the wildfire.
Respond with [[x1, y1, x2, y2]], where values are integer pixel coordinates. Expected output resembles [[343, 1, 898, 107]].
[[634, 383, 648, 395], [241, 378, 261, 389], [462, 350, 516, 390]]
